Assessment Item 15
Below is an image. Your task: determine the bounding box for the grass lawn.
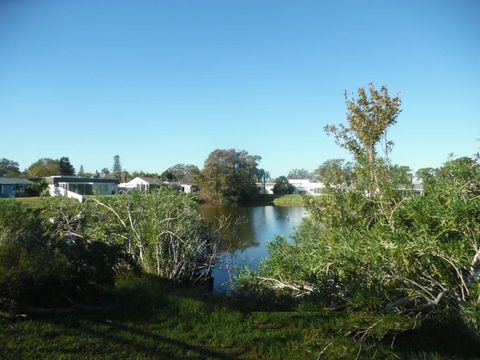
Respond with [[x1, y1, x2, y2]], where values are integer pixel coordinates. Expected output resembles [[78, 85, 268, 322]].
[[0, 197, 44, 208], [2, 275, 478, 359], [273, 194, 304, 207]]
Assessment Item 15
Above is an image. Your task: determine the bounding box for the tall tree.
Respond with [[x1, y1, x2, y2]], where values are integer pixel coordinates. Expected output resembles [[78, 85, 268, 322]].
[[325, 84, 402, 229], [27, 158, 60, 177], [256, 169, 271, 192], [78, 165, 85, 177], [58, 157, 75, 176], [287, 168, 313, 180], [199, 149, 261, 204], [0, 158, 20, 177], [112, 155, 122, 180]]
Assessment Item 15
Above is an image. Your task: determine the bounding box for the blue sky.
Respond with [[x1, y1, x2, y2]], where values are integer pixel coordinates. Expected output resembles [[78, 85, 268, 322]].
[[0, 0, 479, 177]]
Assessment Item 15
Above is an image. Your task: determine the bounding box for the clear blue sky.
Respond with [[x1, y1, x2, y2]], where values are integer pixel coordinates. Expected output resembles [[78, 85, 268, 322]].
[[1, 0, 479, 177]]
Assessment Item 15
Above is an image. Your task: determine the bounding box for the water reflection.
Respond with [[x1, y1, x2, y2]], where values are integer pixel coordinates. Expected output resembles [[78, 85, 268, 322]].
[[199, 205, 307, 292]]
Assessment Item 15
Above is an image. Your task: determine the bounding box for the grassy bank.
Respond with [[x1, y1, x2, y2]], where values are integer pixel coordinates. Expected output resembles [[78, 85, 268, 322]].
[[2, 275, 477, 360], [273, 194, 304, 207]]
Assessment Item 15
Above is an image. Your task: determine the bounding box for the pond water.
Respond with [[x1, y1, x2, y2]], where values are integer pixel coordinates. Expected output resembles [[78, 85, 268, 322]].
[[199, 205, 308, 292]]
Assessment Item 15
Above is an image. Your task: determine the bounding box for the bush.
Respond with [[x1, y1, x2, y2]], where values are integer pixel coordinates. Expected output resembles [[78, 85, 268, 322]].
[[0, 201, 133, 309], [237, 85, 480, 351]]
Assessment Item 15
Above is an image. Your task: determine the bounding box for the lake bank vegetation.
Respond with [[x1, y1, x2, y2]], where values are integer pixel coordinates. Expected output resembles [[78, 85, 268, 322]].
[[1, 84, 479, 358], [236, 84, 480, 357]]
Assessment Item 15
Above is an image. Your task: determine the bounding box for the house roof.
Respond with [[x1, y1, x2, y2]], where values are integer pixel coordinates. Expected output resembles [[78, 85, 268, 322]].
[[0, 177, 33, 185], [137, 176, 162, 185], [45, 176, 119, 185]]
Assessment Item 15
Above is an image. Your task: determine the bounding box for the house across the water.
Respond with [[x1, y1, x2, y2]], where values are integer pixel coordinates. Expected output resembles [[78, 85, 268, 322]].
[[119, 177, 195, 194], [257, 179, 324, 196], [46, 176, 119, 198], [119, 176, 164, 192], [0, 177, 33, 198]]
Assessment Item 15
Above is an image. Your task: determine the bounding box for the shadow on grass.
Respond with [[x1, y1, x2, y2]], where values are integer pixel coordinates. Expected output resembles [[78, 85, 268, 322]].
[[68, 320, 240, 360]]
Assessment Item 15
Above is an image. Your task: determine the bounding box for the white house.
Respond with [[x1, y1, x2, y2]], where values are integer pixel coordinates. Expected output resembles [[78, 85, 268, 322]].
[[46, 176, 119, 201], [119, 176, 164, 192], [257, 179, 324, 196], [288, 179, 324, 195], [119, 177, 197, 194]]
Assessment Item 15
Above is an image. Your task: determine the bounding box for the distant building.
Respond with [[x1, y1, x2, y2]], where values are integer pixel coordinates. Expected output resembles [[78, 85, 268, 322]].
[[119, 177, 196, 194], [0, 177, 33, 198], [288, 179, 324, 195], [257, 179, 324, 196], [46, 176, 119, 200], [119, 176, 164, 192]]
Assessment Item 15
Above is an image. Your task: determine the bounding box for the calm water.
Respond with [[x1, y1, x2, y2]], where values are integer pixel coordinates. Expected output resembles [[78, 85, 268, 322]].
[[199, 205, 307, 292]]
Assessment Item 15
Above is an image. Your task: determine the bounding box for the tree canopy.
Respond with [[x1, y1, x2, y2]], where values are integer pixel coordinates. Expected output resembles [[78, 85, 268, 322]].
[[314, 159, 353, 187], [162, 163, 200, 183], [287, 168, 313, 180], [59, 157, 75, 176], [0, 158, 20, 177], [273, 176, 295, 195], [198, 149, 261, 204], [27, 158, 61, 177]]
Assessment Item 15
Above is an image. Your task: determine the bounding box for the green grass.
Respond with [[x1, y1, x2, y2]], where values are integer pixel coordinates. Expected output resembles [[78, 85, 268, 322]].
[[2, 275, 477, 359], [273, 194, 304, 207], [0, 197, 44, 208]]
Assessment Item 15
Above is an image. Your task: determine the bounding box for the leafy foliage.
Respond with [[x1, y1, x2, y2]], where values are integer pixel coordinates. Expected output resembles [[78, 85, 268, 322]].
[[162, 163, 200, 183], [198, 149, 261, 204], [272, 176, 295, 195], [58, 156, 75, 175], [0, 158, 20, 177], [287, 168, 313, 180], [238, 84, 480, 351], [0, 201, 126, 309], [27, 158, 61, 177], [314, 159, 354, 187]]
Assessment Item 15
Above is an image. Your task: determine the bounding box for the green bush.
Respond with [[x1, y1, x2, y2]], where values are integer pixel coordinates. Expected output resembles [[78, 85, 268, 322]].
[[0, 200, 134, 309], [237, 85, 480, 351]]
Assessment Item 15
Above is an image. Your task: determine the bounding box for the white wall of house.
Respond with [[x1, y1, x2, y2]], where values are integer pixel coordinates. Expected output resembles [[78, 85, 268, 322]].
[[120, 177, 149, 192], [288, 179, 324, 195]]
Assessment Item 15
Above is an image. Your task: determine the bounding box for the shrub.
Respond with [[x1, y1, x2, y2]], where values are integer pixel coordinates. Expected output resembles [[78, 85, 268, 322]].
[[0, 200, 131, 309]]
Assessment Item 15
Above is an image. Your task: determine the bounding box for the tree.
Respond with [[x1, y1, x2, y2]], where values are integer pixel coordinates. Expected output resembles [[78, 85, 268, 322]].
[[58, 157, 75, 176], [112, 155, 122, 180], [273, 176, 295, 195], [0, 158, 20, 177], [78, 165, 85, 177], [27, 158, 60, 177], [287, 168, 313, 180], [198, 149, 261, 204], [324, 83, 402, 229], [163, 164, 200, 183], [415, 167, 436, 183], [241, 85, 480, 352], [256, 169, 271, 193], [160, 170, 175, 182], [391, 164, 413, 186], [314, 159, 354, 187], [100, 168, 111, 178]]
